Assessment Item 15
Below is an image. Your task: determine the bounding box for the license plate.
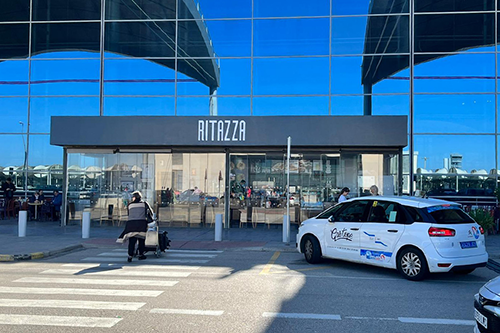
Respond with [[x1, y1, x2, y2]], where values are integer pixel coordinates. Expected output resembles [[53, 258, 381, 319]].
[[475, 308, 488, 329], [460, 241, 477, 249]]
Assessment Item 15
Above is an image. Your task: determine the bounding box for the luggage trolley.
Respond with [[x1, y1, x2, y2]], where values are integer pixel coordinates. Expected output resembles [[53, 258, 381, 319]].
[[142, 220, 171, 258]]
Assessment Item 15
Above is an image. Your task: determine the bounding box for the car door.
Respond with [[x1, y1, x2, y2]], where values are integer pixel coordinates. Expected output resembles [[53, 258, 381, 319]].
[[359, 200, 406, 267], [323, 200, 370, 262]]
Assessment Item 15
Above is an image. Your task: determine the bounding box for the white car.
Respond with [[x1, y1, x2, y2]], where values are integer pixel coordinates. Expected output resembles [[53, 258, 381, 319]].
[[296, 196, 488, 280]]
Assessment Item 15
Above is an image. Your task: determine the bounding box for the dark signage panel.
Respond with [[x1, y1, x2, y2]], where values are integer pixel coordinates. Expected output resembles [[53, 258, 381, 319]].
[[51, 116, 407, 148]]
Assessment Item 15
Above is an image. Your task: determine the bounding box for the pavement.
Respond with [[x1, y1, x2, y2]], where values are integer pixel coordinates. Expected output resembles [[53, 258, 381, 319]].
[[1, 218, 500, 263], [0, 219, 299, 261]]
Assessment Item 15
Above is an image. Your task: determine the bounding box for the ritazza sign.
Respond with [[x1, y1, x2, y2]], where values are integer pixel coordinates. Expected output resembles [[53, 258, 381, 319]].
[[51, 116, 407, 148]]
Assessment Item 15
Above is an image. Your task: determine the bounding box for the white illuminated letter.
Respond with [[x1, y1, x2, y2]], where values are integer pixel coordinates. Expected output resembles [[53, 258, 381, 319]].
[[232, 120, 238, 141], [205, 120, 209, 141], [239, 120, 246, 141], [198, 120, 204, 141], [217, 121, 224, 141], [224, 120, 231, 141], [209, 120, 217, 141]]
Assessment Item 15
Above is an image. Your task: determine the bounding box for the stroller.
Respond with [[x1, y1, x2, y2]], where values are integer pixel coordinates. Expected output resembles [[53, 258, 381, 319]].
[[141, 220, 171, 258]]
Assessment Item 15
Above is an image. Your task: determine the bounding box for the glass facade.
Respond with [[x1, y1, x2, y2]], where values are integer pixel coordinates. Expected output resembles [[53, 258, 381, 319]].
[[0, 0, 498, 226]]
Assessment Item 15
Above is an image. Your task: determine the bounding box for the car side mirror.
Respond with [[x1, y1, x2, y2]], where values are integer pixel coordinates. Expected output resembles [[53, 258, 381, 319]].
[[328, 215, 335, 223]]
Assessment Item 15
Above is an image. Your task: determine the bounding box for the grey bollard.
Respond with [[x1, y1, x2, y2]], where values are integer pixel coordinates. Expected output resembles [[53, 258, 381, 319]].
[[215, 214, 223, 242], [18, 211, 27, 237], [82, 212, 91, 239], [282, 215, 289, 244]]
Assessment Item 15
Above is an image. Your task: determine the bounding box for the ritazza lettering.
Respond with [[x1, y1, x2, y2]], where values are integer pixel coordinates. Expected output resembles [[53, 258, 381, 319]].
[[198, 120, 246, 142], [331, 228, 353, 242]]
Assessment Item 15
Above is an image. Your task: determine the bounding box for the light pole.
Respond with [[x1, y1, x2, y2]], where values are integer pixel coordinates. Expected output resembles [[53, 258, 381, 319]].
[[19, 121, 28, 201]]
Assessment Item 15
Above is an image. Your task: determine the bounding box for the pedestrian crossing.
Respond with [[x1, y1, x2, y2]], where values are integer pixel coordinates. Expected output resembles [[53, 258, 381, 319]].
[[0, 248, 222, 329]]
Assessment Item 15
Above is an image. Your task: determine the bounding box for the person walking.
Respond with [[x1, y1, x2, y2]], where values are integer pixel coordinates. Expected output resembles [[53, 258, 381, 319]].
[[117, 191, 154, 262], [338, 187, 350, 203]]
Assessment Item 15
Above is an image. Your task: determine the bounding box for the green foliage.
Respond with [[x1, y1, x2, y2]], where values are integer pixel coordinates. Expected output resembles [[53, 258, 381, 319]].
[[495, 188, 500, 203], [469, 208, 495, 232]]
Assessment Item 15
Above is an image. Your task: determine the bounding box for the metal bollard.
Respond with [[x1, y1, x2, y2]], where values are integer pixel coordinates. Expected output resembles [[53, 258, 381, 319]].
[[82, 212, 91, 239], [282, 215, 289, 244], [18, 211, 27, 237], [215, 214, 223, 242]]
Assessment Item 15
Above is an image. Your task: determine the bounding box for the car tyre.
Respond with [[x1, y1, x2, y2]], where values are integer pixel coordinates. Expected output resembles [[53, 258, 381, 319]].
[[303, 235, 322, 264], [397, 247, 428, 281]]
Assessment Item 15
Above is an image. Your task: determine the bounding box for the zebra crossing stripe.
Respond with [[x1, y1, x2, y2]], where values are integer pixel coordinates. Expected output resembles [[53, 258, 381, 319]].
[[150, 309, 224, 316], [112, 249, 223, 254], [0, 299, 145, 311], [82, 257, 209, 264], [0, 314, 122, 328], [0, 286, 163, 297], [14, 277, 178, 287], [97, 252, 217, 258], [63, 263, 201, 270], [40, 269, 191, 278]]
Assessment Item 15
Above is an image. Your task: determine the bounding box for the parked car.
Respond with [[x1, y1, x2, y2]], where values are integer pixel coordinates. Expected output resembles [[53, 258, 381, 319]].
[[474, 275, 500, 333], [297, 196, 488, 281]]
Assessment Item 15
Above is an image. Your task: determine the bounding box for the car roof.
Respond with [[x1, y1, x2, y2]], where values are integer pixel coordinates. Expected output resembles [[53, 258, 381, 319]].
[[347, 196, 460, 209]]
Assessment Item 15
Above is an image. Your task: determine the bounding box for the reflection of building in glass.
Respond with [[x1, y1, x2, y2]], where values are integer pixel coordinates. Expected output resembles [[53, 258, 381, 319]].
[[449, 154, 463, 169]]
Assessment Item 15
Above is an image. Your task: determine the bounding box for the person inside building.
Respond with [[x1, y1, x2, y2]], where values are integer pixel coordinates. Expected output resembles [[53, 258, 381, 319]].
[[52, 190, 62, 221], [2, 177, 16, 206], [117, 191, 154, 262], [338, 187, 350, 203], [370, 185, 379, 196]]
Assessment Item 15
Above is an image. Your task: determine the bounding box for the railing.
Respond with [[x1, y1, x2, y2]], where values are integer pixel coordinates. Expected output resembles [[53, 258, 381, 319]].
[[428, 195, 497, 208]]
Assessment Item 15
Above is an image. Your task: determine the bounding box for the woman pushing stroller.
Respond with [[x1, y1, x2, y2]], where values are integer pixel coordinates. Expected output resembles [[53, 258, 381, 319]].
[[117, 190, 154, 262]]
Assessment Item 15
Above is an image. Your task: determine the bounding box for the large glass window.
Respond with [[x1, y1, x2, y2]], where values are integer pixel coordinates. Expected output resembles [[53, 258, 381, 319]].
[[204, 20, 251, 57], [415, 53, 495, 93], [332, 16, 409, 55], [32, 23, 101, 58], [254, 18, 329, 56], [216, 97, 251, 116], [30, 97, 100, 133], [254, 57, 329, 96], [414, 94, 495, 134], [0, 98, 28, 133], [0, 24, 29, 59], [192, 0, 251, 19], [0, 60, 29, 96], [0, 135, 28, 185], [415, 0, 494, 12], [0, 1, 30, 22], [255, 0, 330, 18], [176, 61, 218, 96], [104, 59, 176, 96], [106, 0, 175, 20], [177, 97, 211, 115], [33, 0, 101, 21], [253, 97, 329, 116], [217, 59, 251, 96], [414, 13, 494, 53], [331, 95, 410, 117], [104, 97, 175, 116], [31, 59, 100, 96]]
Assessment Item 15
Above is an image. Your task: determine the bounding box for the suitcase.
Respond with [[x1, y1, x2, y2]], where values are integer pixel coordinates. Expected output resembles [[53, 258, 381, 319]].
[[159, 231, 171, 251]]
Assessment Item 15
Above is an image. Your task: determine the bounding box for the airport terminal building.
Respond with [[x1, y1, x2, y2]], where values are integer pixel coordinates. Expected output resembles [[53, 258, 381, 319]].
[[0, 0, 498, 227]]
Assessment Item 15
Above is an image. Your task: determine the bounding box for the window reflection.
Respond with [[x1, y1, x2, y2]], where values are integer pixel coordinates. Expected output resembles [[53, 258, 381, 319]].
[[253, 97, 329, 116], [415, 53, 495, 93], [30, 97, 100, 133], [31, 59, 100, 96], [0, 135, 27, 174], [194, 0, 251, 19], [204, 20, 251, 57], [254, 18, 329, 56], [0, 60, 29, 96], [216, 98, 251, 116], [331, 95, 410, 117], [415, 0, 494, 12], [217, 59, 251, 96], [177, 97, 211, 115], [106, 0, 175, 20], [33, 0, 101, 21], [255, 0, 329, 18], [0, 24, 29, 59], [0, 98, 28, 133], [104, 97, 175, 116], [414, 95, 494, 134], [254, 57, 329, 96], [0, 1, 30, 22]]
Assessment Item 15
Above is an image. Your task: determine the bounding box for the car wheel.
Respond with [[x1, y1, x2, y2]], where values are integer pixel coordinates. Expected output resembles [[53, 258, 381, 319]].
[[397, 247, 428, 281], [303, 235, 322, 264], [454, 268, 475, 275]]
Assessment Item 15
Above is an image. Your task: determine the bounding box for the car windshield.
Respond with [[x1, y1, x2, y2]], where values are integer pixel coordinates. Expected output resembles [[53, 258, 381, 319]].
[[427, 205, 474, 224]]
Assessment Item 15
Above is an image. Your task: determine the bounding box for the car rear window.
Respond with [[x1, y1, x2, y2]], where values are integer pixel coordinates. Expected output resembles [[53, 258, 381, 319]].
[[427, 205, 474, 224]]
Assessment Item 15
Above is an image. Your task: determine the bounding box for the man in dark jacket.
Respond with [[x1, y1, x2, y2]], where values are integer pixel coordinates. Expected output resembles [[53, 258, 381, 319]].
[[2, 178, 16, 205]]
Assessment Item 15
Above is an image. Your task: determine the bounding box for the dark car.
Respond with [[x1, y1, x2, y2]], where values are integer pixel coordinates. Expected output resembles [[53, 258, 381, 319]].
[[177, 189, 218, 206], [474, 275, 500, 333]]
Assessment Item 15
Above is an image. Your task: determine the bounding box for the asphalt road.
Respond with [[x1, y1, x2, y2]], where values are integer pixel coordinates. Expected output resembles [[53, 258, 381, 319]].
[[0, 247, 497, 333]]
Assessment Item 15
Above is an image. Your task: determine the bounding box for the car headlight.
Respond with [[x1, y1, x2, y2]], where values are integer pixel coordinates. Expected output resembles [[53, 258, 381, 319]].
[[299, 222, 304, 228]]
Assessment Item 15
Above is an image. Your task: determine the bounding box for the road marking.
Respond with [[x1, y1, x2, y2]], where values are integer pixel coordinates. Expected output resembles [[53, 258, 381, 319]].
[[63, 263, 201, 270], [398, 317, 476, 326], [97, 252, 217, 258], [262, 312, 341, 320], [150, 309, 224, 316], [0, 314, 122, 328], [0, 299, 145, 311], [113, 249, 223, 254], [345, 316, 397, 321], [14, 277, 178, 287], [270, 266, 330, 274], [259, 251, 281, 275], [82, 257, 209, 264], [40, 269, 191, 278], [0, 286, 163, 297]]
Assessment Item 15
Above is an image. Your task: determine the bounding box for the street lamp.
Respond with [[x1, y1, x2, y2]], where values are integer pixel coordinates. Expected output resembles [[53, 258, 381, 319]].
[[19, 121, 28, 201]]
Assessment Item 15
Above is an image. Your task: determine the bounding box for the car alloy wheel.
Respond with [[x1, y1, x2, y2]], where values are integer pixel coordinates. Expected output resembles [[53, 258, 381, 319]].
[[397, 247, 428, 281], [303, 235, 321, 264]]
